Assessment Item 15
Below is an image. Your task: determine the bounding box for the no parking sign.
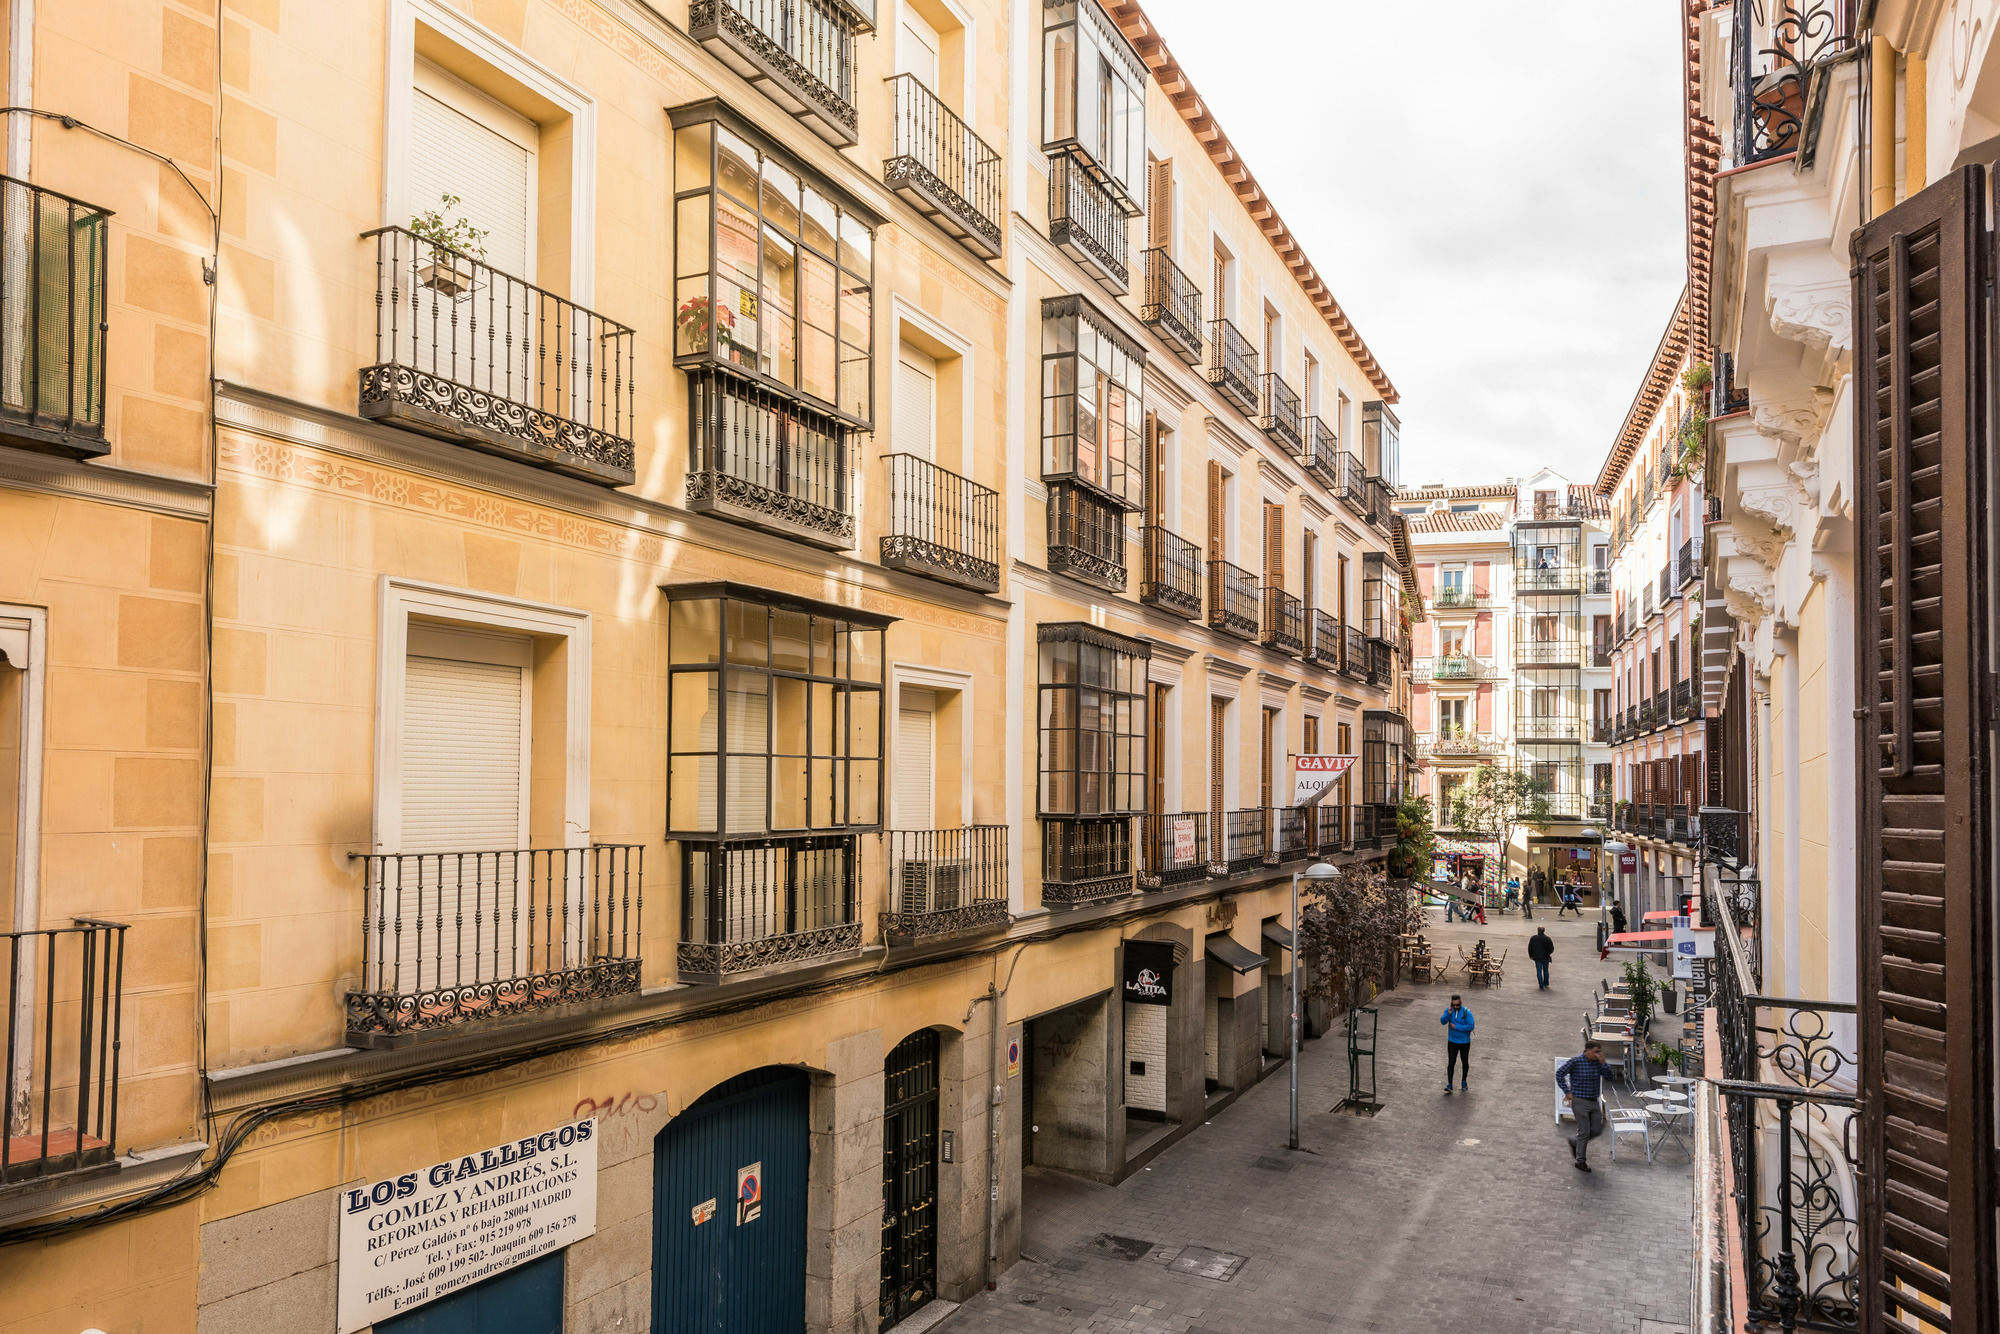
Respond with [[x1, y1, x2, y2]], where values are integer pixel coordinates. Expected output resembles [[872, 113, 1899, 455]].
[[736, 1162, 762, 1225]]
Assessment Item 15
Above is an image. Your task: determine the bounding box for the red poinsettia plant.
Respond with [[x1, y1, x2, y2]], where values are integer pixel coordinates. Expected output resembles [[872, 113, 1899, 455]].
[[677, 294, 736, 352]]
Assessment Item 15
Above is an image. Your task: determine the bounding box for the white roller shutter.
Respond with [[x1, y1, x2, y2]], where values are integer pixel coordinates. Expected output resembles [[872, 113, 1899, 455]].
[[895, 688, 935, 830], [894, 353, 935, 462], [898, 8, 940, 90], [409, 67, 534, 279]]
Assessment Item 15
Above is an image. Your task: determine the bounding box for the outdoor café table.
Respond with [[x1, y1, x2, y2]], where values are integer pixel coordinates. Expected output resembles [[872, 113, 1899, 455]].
[[1653, 1074, 1695, 1089]]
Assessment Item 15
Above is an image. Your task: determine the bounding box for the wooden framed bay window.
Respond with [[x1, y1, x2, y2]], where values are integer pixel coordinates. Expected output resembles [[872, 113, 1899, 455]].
[[1041, 294, 1144, 509], [1036, 622, 1150, 817], [1040, 0, 1146, 208], [1361, 710, 1406, 807]]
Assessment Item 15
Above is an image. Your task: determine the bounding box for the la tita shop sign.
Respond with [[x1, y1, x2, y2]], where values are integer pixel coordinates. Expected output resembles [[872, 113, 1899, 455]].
[[336, 1118, 598, 1333]]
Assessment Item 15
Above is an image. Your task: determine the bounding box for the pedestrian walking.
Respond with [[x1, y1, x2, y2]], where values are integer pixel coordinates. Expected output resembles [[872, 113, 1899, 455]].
[[1610, 902, 1628, 937], [1528, 926, 1554, 989], [1444, 893, 1459, 924], [1556, 1041, 1616, 1171], [1440, 994, 1474, 1094]]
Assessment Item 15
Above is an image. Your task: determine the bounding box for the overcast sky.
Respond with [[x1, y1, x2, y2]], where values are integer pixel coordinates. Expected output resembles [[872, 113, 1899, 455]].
[[1135, 0, 1687, 489]]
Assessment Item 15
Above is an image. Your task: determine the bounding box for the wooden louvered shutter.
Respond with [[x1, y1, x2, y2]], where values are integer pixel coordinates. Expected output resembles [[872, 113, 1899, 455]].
[[1143, 411, 1162, 528], [1207, 461, 1225, 560], [1262, 502, 1284, 586], [1209, 698, 1226, 827], [1147, 158, 1173, 253], [1852, 162, 1997, 1333]]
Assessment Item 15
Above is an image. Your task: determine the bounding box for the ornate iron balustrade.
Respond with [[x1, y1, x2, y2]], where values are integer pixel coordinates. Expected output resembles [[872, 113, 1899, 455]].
[[1205, 317, 1258, 415], [1515, 716, 1581, 742], [690, 0, 861, 145], [1703, 807, 1744, 869], [1638, 697, 1658, 730], [352, 846, 642, 1037], [1306, 609, 1342, 667], [1260, 585, 1304, 655], [885, 74, 1002, 258], [1669, 804, 1692, 843], [1588, 569, 1612, 595], [1340, 625, 1369, 680], [1516, 565, 1582, 593], [1337, 451, 1369, 514], [2, 919, 126, 1186], [882, 452, 999, 592], [1265, 807, 1308, 864], [1140, 247, 1202, 366], [1222, 808, 1266, 872], [680, 836, 855, 981], [686, 368, 853, 547], [1140, 525, 1202, 618], [1046, 482, 1127, 591], [1256, 372, 1304, 456], [1415, 731, 1503, 758], [1431, 586, 1490, 610], [1592, 717, 1613, 743], [0, 178, 110, 460], [1139, 811, 1215, 887], [1732, 0, 1857, 168], [1515, 639, 1581, 666], [1651, 689, 1669, 727], [1206, 558, 1259, 640], [1304, 417, 1340, 491], [1358, 803, 1396, 850], [1041, 817, 1135, 904], [362, 226, 637, 485], [1048, 149, 1129, 293], [881, 826, 1009, 942], [1367, 637, 1393, 686], [1678, 537, 1702, 587], [1414, 654, 1498, 682]]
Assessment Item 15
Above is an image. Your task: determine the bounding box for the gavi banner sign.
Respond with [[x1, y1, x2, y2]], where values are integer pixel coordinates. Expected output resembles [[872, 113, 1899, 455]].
[[1290, 754, 1357, 807]]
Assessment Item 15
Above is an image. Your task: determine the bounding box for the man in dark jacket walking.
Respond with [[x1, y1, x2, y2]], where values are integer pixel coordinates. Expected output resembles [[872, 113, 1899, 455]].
[[1440, 995, 1474, 1093], [1527, 927, 1554, 989]]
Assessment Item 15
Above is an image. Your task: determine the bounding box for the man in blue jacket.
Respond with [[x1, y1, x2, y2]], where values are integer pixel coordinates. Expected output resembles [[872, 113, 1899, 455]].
[[1440, 995, 1474, 1093]]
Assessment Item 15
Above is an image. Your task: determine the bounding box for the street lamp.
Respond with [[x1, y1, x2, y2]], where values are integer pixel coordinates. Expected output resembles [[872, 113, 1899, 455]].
[[1291, 860, 1339, 1151]]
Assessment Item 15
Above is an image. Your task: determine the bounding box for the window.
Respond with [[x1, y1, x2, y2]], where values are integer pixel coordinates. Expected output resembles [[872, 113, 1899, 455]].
[[1362, 552, 1390, 638], [894, 345, 937, 460], [1335, 721, 1352, 812], [898, 4, 942, 89], [1145, 156, 1174, 255], [1302, 350, 1321, 418], [1206, 461, 1232, 562], [1362, 400, 1399, 483], [1041, 295, 1144, 507], [672, 104, 876, 426], [895, 687, 937, 829], [1037, 623, 1149, 817], [1041, 0, 1146, 206], [1439, 626, 1467, 658], [1438, 697, 1468, 735], [666, 585, 888, 837], [1211, 240, 1234, 323], [1361, 711, 1405, 806], [0, 610, 42, 936], [1439, 565, 1466, 597], [1335, 391, 1352, 448]]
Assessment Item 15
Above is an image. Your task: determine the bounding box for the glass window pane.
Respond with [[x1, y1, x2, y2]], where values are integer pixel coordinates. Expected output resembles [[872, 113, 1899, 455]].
[[800, 250, 838, 404], [717, 126, 758, 204], [848, 759, 878, 826], [772, 609, 810, 673], [761, 158, 801, 238], [838, 281, 872, 421], [761, 226, 798, 387], [811, 616, 836, 677], [725, 600, 768, 667], [801, 188, 837, 257], [725, 754, 766, 835], [669, 755, 716, 832], [674, 121, 712, 192], [839, 212, 871, 273], [675, 194, 711, 282], [848, 687, 880, 759], [811, 757, 839, 826], [811, 681, 837, 754], [772, 755, 807, 829], [774, 675, 809, 751], [669, 599, 720, 665], [673, 669, 720, 752], [726, 672, 770, 754], [848, 629, 881, 684]]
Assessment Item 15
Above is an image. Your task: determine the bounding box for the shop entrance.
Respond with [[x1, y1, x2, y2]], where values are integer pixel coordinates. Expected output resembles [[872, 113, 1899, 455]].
[[880, 1030, 939, 1330], [1019, 994, 1111, 1177], [1527, 839, 1603, 906]]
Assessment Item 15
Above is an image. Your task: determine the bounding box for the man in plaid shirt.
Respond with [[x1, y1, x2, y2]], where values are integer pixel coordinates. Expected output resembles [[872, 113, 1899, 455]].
[[1557, 1041, 1615, 1171]]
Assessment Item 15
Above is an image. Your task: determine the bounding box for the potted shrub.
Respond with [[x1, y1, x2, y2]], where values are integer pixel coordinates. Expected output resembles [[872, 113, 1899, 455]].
[[1680, 361, 1712, 396], [677, 294, 736, 355], [1621, 957, 1660, 1028], [408, 194, 488, 299]]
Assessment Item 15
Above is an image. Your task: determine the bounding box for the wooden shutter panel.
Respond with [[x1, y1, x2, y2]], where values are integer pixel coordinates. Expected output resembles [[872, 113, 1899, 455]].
[[1142, 411, 1161, 528], [1852, 162, 1997, 1333], [1209, 699, 1226, 825], [1207, 461, 1225, 560], [1147, 158, 1173, 252], [1262, 502, 1284, 585]]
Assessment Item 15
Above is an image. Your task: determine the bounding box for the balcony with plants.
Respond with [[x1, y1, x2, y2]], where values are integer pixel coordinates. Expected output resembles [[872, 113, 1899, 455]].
[[689, 0, 868, 146], [0, 178, 110, 460], [884, 73, 1002, 259]]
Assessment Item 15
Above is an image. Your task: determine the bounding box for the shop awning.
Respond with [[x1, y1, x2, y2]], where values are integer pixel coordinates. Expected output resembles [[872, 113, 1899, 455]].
[[1601, 931, 1674, 954], [1428, 881, 1483, 903], [1643, 910, 1679, 922], [1262, 921, 1295, 951], [1206, 936, 1268, 973]]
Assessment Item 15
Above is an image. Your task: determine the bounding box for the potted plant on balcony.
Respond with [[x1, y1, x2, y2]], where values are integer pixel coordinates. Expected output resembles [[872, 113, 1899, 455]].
[[408, 194, 488, 300], [676, 294, 736, 355]]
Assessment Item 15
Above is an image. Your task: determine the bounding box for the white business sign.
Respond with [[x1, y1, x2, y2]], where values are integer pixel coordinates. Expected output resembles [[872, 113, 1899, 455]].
[[336, 1118, 598, 1333], [1171, 817, 1197, 866], [1290, 754, 1357, 807], [1671, 918, 1714, 981]]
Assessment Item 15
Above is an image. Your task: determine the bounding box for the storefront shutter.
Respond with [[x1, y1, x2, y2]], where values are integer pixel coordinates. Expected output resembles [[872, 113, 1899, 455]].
[[1851, 162, 1996, 1333]]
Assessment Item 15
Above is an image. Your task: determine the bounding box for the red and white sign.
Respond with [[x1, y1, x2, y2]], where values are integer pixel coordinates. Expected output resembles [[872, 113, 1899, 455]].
[[1172, 817, 1197, 866], [1290, 755, 1357, 807]]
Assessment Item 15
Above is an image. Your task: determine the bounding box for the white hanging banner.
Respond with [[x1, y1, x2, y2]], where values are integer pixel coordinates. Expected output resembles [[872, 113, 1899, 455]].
[[1290, 755, 1357, 807]]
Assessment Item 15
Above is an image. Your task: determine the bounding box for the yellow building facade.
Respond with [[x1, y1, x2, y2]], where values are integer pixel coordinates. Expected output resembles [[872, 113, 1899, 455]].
[[0, 1, 1414, 1331]]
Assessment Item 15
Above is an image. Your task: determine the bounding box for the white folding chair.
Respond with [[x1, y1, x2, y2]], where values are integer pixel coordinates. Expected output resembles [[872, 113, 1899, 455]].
[[1605, 1096, 1656, 1162]]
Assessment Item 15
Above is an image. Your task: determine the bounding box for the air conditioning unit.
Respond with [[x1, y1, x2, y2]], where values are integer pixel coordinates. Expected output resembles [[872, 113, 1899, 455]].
[[899, 858, 969, 913]]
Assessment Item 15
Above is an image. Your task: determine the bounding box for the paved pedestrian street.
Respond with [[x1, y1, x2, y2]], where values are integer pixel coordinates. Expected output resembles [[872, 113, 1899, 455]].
[[943, 914, 1692, 1334]]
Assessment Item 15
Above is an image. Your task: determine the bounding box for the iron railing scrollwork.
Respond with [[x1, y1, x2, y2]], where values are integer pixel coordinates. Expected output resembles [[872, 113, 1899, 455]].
[[881, 826, 1009, 940], [686, 368, 854, 545], [1206, 559, 1259, 640], [680, 836, 857, 981], [1256, 372, 1304, 456], [1260, 585, 1304, 655], [1140, 525, 1203, 618], [1139, 811, 1213, 887], [690, 0, 860, 141], [882, 452, 1000, 592], [1047, 482, 1128, 591], [884, 74, 1002, 257], [1223, 809, 1266, 872], [1731, 0, 1857, 168], [1041, 817, 1135, 904], [1048, 150, 1129, 292], [1205, 317, 1258, 416]]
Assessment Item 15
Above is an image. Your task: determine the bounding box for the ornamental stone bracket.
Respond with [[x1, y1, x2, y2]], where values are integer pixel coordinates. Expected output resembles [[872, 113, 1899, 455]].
[[1767, 279, 1852, 356]]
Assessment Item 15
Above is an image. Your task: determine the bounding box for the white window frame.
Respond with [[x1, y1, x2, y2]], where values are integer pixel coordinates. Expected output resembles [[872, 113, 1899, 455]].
[[372, 578, 591, 853], [1, 606, 46, 1130], [383, 0, 597, 304]]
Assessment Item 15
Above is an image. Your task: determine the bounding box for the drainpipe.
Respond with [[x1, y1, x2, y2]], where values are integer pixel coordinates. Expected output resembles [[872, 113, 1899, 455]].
[[984, 982, 1003, 1289], [1904, 51, 1927, 195], [1870, 37, 1897, 214]]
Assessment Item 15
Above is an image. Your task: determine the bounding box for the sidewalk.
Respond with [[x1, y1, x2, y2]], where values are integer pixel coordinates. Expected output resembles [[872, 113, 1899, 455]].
[[941, 914, 1691, 1334]]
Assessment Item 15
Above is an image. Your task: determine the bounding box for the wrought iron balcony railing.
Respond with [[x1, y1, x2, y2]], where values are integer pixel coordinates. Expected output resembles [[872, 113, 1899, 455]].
[[1414, 654, 1497, 682], [1308, 803, 1349, 857], [1366, 476, 1391, 525], [1306, 609, 1342, 668], [686, 368, 853, 547], [881, 826, 1009, 942], [885, 74, 1002, 258], [1678, 536, 1702, 588], [1260, 585, 1304, 655], [1592, 717, 1613, 744], [0, 179, 110, 460], [1205, 317, 1258, 416], [351, 846, 641, 1038], [1637, 696, 1657, 729], [1367, 636, 1393, 687], [1338, 451, 1369, 514], [1139, 247, 1202, 367], [1222, 808, 1267, 873], [1256, 372, 1304, 457], [1304, 417, 1340, 491], [1415, 731, 1503, 758], [1515, 716, 1582, 742], [1265, 807, 1308, 864], [1046, 482, 1127, 592], [1041, 816, 1135, 905], [690, 0, 862, 145], [362, 226, 637, 486], [1515, 564, 1583, 593], [1206, 558, 1259, 640], [1672, 677, 1696, 721], [1140, 525, 1203, 618], [1340, 625, 1369, 681], [1660, 563, 1677, 605], [1651, 689, 1669, 728], [1592, 641, 1613, 668], [1515, 639, 1582, 666], [1048, 149, 1129, 293], [1139, 811, 1214, 887], [1588, 569, 1612, 595], [882, 452, 999, 592], [2, 920, 126, 1187], [680, 835, 856, 981], [1430, 586, 1490, 610], [1731, 0, 1855, 167], [1642, 582, 1657, 618]]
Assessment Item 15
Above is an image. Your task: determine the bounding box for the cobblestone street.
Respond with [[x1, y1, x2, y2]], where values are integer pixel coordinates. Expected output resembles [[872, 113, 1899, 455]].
[[943, 914, 1692, 1334]]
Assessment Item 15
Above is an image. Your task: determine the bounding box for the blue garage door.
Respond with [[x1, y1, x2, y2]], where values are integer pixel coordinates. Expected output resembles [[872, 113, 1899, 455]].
[[375, 1248, 563, 1334], [653, 1066, 810, 1333]]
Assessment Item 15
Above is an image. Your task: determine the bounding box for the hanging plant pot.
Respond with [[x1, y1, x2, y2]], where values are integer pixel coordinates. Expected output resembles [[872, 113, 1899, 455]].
[[416, 257, 480, 301]]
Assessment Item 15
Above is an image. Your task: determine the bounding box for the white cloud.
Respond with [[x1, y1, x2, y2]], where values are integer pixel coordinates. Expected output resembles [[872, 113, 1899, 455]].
[[1134, 0, 1686, 488]]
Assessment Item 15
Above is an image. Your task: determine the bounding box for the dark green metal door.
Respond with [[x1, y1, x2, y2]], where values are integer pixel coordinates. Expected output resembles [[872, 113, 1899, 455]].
[[879, 1030, 939, 1329], [375, 1249, 563, 1333], [652, 1067, 810, 1334]]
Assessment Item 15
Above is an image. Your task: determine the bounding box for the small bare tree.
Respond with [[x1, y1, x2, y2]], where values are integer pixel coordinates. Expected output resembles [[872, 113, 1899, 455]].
[[1298, 860, 1425, 1018], [1447, 764, 1553, 896]]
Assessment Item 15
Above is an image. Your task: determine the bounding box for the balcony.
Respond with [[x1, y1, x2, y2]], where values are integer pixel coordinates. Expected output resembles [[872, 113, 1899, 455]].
[[1515, 716, 1581, 742], [1339, 625, 1369, 681], [686, 369, 853, 547], [1588, 569, 1611, 595], [1416, 730, 1503, 759], [362, 227, 638, 486], [1265, 807, 1309, 864], [1677, 537, 1701, 587], [1430, 586, 1489, 611], [884, 75, 1002, 259], [1140, 525, 1203, 618], [1650, 689, 1669, 728], [1260, 585, 1304, 655], [0, 179, 110, 460], [881, 826, 1009, 944], [689, 0, 862, 146], [1367, 637, 1393, 686], [2, 920, 127, 1187], [1222, 809, 1266, 873], [1659, 564, 1676, 605], [1591, 641, 1613, 668], [1048, 149, 1129, 294], [1637, 697, 1657, 730], [1515, 639, 1581, 666], [1531, 494, 1605, 522], [679, 836, 858, 982], [1667, 804, 1691, 843], [1307, 804, 1349, 857], [1256, 373, 1304, 457], [350, 847, 642, 1039], [1304, 417, 1341, 491], [1139, 812, 1214, 888], [1641, 582, 1656, 618], [1591, 717, 1612, 744], [1671, 677, 1696, 722], [1046, 482, 1127, 592], [1515, 564, 1582, 594], [1041, 817, 1134, 905], [1338, 452, 1370, 515], [1305, 609, 1342, 668], [1139, 248, 1203, 367], [881, 453, 1000, 593], [1206, 559, 1259, 640], [1586, 798, 1610, 823], [1205, 316, 1259, 416], [1414, 654, 1496, 683], [1366, 477, 1391, 526]]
